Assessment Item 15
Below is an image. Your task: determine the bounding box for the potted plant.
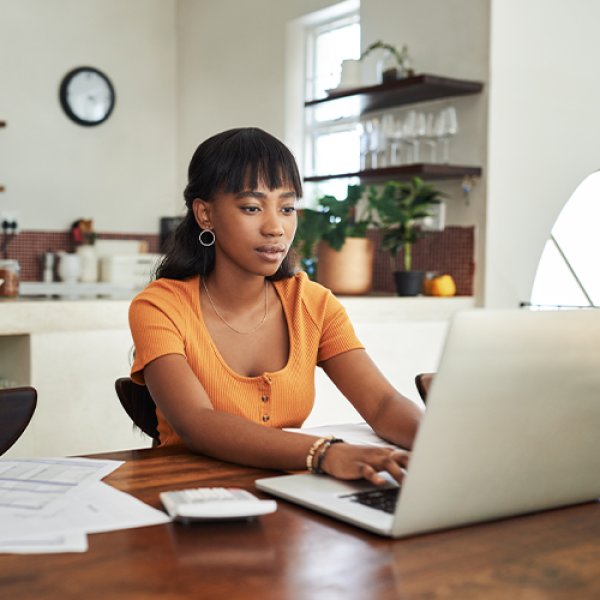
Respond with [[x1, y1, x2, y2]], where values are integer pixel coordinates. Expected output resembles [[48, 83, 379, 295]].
[[360, 40, 412, 83], [373, 177, 445, 296], [294, 185, 379, 295]]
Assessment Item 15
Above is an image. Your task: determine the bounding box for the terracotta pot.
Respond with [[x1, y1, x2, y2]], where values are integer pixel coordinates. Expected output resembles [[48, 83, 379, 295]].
[[316, 238, 374, 295]]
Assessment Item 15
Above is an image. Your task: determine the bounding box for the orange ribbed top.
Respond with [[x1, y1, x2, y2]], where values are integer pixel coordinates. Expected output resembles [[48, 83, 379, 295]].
[[129, 271, 364, 446]]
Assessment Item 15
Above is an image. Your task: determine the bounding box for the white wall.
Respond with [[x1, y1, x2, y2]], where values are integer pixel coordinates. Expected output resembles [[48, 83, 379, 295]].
[[175, 0, 339, 195], [0, 0, 178, 233], [485, 0, 600, 307]]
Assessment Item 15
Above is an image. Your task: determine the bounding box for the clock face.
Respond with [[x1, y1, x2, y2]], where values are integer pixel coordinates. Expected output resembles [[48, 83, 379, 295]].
[[59, 67, 115, 126]]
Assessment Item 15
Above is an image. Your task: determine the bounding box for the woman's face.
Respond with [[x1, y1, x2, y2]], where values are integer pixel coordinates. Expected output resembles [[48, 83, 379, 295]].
[[193, 179, 298, 279]]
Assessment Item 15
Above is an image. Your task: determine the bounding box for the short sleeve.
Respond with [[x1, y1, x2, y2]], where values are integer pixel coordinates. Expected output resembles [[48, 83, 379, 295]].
[[316, 291, 364, 364], [129, 283, 187, 385]]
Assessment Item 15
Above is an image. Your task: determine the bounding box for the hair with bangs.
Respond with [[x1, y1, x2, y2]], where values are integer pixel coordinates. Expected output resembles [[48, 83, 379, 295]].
[[157, 128, 302, 281]]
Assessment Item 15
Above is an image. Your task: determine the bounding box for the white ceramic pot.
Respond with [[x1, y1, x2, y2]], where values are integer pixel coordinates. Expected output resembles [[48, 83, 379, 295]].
[[57, 252, 81, 283], [76, 245, 98, 283], [339, 59, 361, 89]]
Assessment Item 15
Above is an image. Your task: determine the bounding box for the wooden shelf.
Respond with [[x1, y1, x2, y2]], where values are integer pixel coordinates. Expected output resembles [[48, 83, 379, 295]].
[[1, 121, 4, 191], [304, 164, 481, 183], [305, 74, 484, 114]]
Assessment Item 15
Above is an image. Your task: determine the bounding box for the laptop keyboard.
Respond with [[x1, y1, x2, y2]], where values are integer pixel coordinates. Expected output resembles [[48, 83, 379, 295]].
[[341, 487, 400, 514]]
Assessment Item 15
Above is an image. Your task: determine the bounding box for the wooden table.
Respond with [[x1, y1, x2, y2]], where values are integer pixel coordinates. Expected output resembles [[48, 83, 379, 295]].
[[2, 445, 600, 600]]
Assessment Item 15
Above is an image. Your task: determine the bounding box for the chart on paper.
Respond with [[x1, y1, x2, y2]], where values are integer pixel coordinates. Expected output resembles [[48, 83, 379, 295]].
[[0, 458, 122, 510]]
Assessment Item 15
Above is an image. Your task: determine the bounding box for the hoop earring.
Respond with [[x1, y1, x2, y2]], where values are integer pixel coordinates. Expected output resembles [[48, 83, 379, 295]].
[[199, 229, 215, 247]]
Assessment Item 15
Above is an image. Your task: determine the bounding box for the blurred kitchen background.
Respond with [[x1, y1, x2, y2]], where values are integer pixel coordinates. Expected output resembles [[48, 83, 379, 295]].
[[1, 0, 600, 457]]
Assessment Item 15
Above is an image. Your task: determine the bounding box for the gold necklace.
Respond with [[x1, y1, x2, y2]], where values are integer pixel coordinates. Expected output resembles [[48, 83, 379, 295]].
[[202, 277, 269, 334]]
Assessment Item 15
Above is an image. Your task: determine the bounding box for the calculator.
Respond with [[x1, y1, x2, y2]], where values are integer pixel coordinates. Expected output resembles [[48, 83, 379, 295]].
[[160, 487, 277, 522]]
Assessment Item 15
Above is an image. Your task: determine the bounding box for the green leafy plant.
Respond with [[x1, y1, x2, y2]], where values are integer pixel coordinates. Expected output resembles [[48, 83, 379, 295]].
[[360, 40, 409, 68], [294, 184, 376, 278], [373, 177, 446, 271]]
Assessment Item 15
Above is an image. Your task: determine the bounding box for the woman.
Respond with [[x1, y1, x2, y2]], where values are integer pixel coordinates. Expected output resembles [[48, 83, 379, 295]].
[[130, 127, 424, 486]]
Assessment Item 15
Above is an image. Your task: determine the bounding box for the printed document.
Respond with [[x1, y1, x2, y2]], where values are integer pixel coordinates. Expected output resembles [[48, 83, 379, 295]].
[[0, 458, 170, 552], [0, 457, 122, 511]]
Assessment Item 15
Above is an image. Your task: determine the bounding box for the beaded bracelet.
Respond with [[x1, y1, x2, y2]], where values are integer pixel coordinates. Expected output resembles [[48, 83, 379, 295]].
[[315, 438, 345, 475], [306, 437, 332, 473]]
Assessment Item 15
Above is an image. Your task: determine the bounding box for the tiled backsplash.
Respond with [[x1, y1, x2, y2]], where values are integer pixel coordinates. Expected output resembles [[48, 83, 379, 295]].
[[369, 226, 475, 296], [5, 231, 160, 282], [4, 226, 474, 294]]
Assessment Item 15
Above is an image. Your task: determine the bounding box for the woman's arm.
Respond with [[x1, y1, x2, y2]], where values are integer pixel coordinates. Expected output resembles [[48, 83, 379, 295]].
[[320, 349, 425, 450], [144, 353, 411, 485]]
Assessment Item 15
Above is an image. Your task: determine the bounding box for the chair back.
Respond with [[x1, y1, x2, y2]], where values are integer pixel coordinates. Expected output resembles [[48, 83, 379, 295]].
[[115, 378, 160, 445], [415, 373, 434, 404], [0, 387, 37, 455]]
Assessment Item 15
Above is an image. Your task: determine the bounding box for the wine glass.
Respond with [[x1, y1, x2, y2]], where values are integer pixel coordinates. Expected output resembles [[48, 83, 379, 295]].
[[380, 113, 396, 168], [424, 112, 437, 163], [440, 106, 458, 164], [413, 112, 427, 163], [368, 118, 381, 169], [402, 110, 417, 164], [358, 122, 369, 171], [389, 117, 404, 166]]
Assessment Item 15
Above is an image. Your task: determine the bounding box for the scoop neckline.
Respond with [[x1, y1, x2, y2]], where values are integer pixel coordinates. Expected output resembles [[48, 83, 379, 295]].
[[193, 275, 293, 382]]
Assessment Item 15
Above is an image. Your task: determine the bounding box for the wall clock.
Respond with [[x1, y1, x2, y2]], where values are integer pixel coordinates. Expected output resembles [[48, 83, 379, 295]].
[[59, 67, 115, 126]]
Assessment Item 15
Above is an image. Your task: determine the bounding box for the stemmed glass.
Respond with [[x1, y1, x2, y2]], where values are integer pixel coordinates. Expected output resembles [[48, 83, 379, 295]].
[[423, 112, 437, 163], [402, 110, 417, 164], [389, 117, 404, 166], [358, 122, 369, 171], [440, 106, 458, 164], [412, 112, 427, 163], [367, 118, 381, 169], [380, 114, 396, 168]]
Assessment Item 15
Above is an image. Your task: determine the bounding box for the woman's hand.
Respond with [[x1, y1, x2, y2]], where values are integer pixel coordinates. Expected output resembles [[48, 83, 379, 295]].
[[320, 443, 411, 486]]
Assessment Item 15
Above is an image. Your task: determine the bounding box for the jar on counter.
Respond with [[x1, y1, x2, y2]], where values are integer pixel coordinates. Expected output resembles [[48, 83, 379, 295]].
[[0, 259, 20, 297]]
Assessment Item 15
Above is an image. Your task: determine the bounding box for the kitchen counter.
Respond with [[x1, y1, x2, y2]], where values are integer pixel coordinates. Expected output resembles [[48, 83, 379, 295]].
[[1, 292, 474, 457], [0, 294, 146, 459], [339, 295, 475, 322], [0, 297, 132, 334]]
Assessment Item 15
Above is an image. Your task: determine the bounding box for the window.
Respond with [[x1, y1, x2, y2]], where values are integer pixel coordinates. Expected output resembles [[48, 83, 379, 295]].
[[304, 10, 361, 203], [307, 15, 360, 101], [530, 171, 600, 308]]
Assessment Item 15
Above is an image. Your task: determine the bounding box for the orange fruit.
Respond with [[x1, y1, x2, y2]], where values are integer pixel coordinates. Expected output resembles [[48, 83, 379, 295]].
[[431, 275, 456, 297]]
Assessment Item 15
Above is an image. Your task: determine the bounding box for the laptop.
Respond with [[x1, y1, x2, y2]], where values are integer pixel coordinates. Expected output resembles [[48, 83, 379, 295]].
[[256, 308, 600, 538]]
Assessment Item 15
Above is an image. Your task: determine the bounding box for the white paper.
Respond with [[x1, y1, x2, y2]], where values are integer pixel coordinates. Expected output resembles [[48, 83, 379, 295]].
[[0, 533, 88, 554], [0, 481, 170, 543], [0, 457, 123, 512], [0, 457, 170, 551], [285, 422, 403, 449]]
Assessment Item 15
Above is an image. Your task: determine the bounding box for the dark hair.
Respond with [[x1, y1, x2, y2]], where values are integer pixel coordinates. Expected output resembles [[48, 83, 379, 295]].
[[156, 128, 302, 281]]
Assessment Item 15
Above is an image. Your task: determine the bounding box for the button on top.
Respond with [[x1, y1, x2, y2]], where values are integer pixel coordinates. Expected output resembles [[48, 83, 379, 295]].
[[261, 396, 269, 403], [262, 415, 270, 422]]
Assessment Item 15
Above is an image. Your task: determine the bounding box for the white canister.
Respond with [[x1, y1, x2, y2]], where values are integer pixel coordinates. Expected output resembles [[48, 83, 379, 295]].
[[76, 245, 98, 283], [57, 252, 81, 283], [339, 59, 361, 90]]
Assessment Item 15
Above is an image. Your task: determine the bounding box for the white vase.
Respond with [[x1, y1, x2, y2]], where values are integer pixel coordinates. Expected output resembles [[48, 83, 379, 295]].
[[57, 252, 81, 283], [339, 59, 361, 89], [76, 245, 98, 283]]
